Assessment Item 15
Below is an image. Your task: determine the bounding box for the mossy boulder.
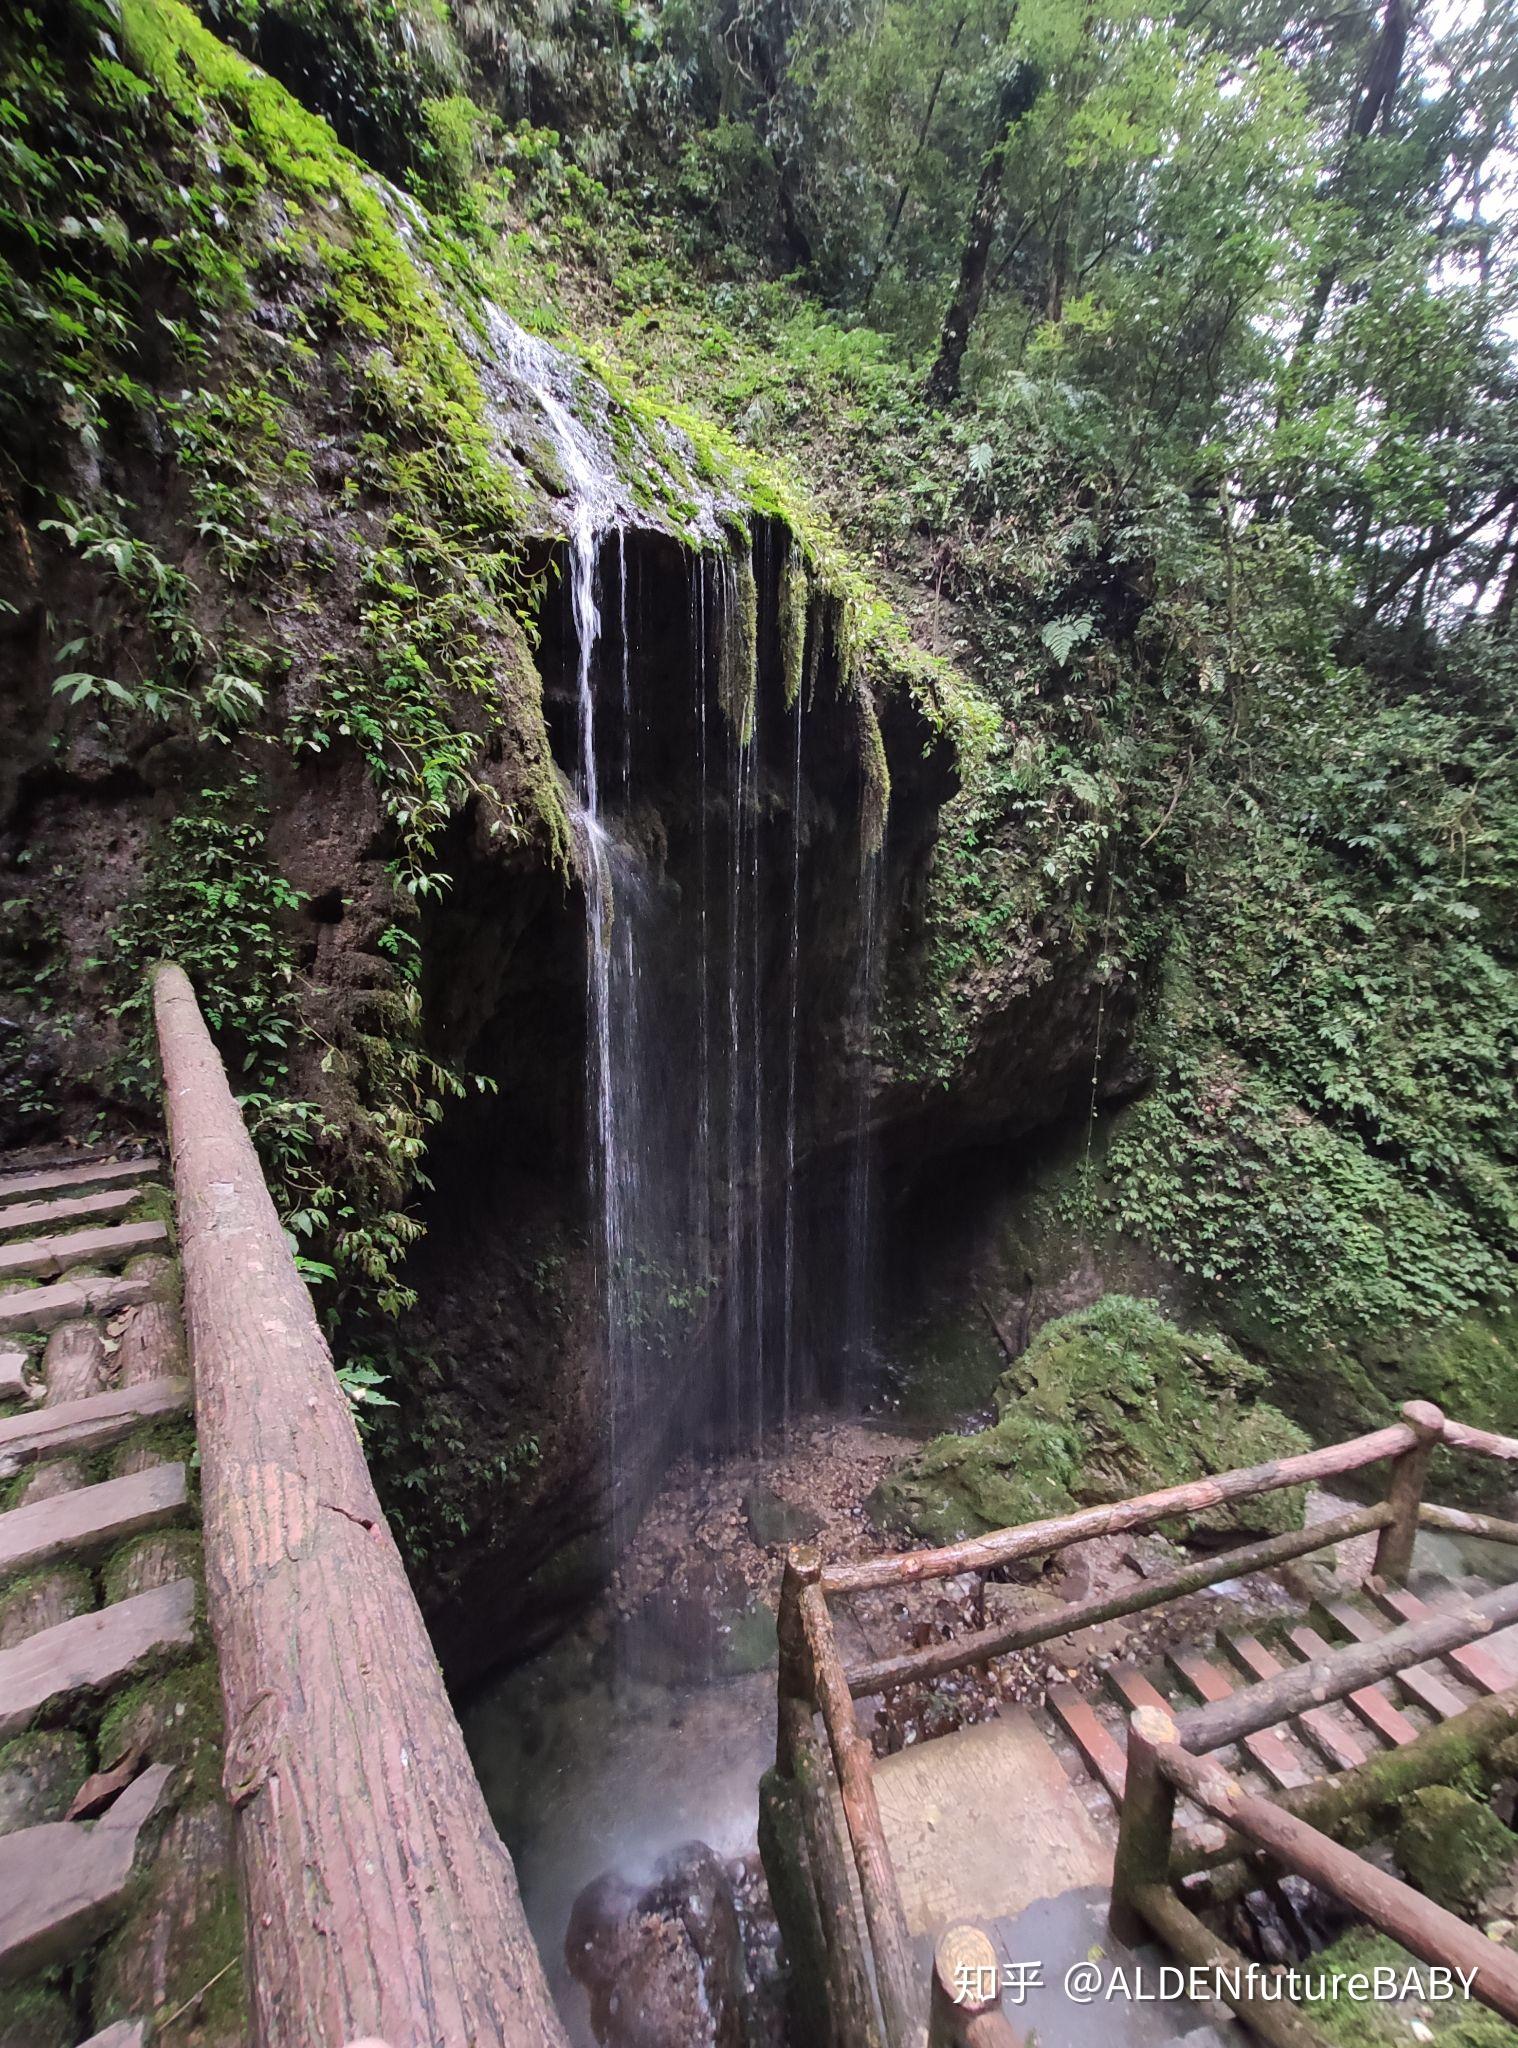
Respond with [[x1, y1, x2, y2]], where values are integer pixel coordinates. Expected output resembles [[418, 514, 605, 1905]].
[[871, 1296, 1309, 1545], [1302, 1928, 1518, 2048], [1393, 1786, 1516, 1913]]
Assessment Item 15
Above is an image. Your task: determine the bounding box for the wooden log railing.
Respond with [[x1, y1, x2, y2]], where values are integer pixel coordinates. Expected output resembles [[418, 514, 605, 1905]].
[[1113, 1704, 1518, 2047], [777, 1393, 1518, 2048], [153, 964, 567, 2048]]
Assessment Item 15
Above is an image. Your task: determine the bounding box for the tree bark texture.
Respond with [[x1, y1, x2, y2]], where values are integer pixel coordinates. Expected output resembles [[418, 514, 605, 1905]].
[[152, 962, 568, 2048], [926, 61, 1042, 407]]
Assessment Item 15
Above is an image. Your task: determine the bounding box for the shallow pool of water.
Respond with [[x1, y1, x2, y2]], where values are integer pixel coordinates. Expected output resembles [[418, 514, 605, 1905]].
[[462, 1611, 776, 2045]]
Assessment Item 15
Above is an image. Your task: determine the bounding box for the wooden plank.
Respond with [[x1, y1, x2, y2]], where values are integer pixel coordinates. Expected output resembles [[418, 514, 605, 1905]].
[[1223, 1632, 1366, 1770], [0, 1582, 195, 1738], [0, 1381, 189, 1473], [0, 1274, 152, 1336], [874, 1710, 1111, 1935], [1370, 1584, 1514, 1695], [0, 1159, 160, 1206], [0, 1465, 188, 1579], [1315, 1598, 1470, 1721], [0, 1765, 173, 1981], [1285, 1623, 1418, 1746], [1165, 1648, 1312, 1789], [1047, 1683, 1127, 1801], [0, 1221, 168, 1283], [0, 1188, 141, 1241]]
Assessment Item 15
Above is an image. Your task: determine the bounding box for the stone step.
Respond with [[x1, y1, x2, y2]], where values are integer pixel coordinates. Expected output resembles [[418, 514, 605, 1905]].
[[77, 2026, 148, 2048], [0, 1581, 195, 1739], [0, 1273, 153, 1336], [1047, 1683, 1127, 1801], [1284, 1622, 1420, 1747], [0, 1188, 144, 1242], [1164, 1648, 1313, 1791], [0, 1158, 160, 1207], [1312, 1597, 1471, 1721], [874, 1709, 1111, 1938], [0, 1380, 190, 1476], [1368, 1583, 1514, 1695], [1220, 1631, 1367, 1770], [0, 1763, 174, 1980], [1106, 1663, 1173, 1719], [0, 1464, 188, 1579], [0, 1220, 168, 1284]]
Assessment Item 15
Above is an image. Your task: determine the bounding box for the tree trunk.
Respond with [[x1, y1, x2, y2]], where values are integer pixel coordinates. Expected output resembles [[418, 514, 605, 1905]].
[[925, 61, 1043, 408], [152, 962, 568, 2048]]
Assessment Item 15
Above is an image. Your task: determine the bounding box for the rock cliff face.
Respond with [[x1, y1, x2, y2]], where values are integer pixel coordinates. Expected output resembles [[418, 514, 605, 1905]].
[[0, 0, 1138, 1678]]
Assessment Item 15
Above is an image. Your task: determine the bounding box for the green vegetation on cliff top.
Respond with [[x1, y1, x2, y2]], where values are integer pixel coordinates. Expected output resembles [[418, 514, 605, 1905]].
[[2, 0, 1517, 1398]]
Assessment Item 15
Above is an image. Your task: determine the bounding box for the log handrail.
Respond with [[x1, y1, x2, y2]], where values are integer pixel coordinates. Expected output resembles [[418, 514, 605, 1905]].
[[1116, 1706, 1518, 2029], [153, 963, 567, 2048], [846, 1503, 1391, 1698], [800, 1579, 925, 2048], [1420, 1500, 1518, 1547], [821, 1421, 1419, 1594], [1441, 1416, 1518, 1462]]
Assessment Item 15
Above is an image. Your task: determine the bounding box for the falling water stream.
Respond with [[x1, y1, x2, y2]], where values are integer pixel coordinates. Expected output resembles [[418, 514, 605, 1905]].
[[464, 311, 892, 2044]]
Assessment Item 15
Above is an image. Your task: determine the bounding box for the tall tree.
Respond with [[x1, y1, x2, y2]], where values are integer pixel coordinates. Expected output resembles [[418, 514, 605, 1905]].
[[926, 56, 1043, 405]]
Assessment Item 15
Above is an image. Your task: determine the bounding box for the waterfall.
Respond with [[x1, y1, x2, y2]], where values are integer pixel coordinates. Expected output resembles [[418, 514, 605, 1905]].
[[481, 302, 897, 1527], [842, 843, 884, 1399], [780, 670, 805, 1437]]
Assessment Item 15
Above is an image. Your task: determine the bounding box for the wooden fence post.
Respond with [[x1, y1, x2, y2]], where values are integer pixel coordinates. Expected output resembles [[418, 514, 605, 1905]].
[[1110, 1704, 1179, 1947], [930, 1927, 1007, 2047], [777, 1544, 821, 1772], [1374, 1401, 1445, 1583]]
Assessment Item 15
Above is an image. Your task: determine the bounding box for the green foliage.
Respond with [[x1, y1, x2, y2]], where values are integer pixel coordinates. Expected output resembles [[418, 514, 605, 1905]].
[[872, 1296, 1308, 1543], [1302, 1929, 1518, 2048], [1393, 1786, 1515, 1914], [110, 774, 301, 1091]]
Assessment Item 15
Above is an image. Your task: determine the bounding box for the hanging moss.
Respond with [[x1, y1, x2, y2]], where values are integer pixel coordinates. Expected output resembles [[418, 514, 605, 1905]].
[[779, 537, 809, 710], [718, 532, 759, 744]]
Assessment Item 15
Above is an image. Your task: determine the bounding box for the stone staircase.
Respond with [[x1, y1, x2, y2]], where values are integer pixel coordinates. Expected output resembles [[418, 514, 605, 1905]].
[[0, 1147, 239, 2047], [1046, 1565, 1518, 1817]]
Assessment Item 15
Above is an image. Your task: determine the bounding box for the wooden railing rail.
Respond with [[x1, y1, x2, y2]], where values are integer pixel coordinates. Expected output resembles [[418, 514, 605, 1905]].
[[1420, 1500, 1518, 1547], [1171, 1680, 1518, 1882], [846, 1503, 1391, 1698], [153, 964, 567, 2048], [778, 1394, 1518, 2048], [821, 1420, 1421, 1596], [1440, 1417, 1518, 1462], [1172, 1577, 1518, 1755], [1113, 1705, 1518, 2044]]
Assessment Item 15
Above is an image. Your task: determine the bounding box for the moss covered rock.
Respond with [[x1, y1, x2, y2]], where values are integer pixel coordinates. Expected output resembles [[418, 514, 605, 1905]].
[[1393, 1786, 1516, 1913], [1301, 1928, 1518, 2048], [871, 1295, 1309, 1544]]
